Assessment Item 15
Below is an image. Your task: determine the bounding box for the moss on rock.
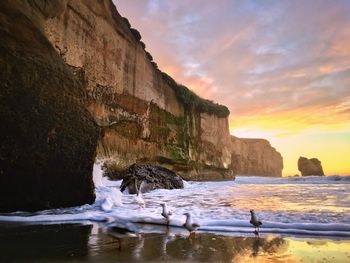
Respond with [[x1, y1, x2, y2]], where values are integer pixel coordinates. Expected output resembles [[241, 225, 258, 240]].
[[108, 120, 142, 140], [161, 72, 230, 118], [166, 145, 187, 165]]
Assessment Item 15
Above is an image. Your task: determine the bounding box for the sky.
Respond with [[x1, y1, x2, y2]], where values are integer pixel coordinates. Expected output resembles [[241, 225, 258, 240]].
[[115, 0, 350, 176]]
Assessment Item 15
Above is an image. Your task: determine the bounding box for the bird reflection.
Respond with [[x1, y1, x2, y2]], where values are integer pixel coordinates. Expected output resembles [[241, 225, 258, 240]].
[[252, 237, 261, 257], [105, 219, 139, 250], [133, 237, 144, 260]]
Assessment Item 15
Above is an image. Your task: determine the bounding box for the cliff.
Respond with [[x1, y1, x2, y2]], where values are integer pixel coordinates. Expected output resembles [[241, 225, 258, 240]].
[[0, 0, 284, 213], [230, 136, 283, 177], [0, 0, 99, 212], [43, 0, 283, 179], [43, 0, 234, 181]]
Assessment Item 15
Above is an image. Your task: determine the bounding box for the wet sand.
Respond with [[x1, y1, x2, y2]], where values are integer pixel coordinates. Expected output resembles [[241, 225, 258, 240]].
[[0, 223, 349, 262]]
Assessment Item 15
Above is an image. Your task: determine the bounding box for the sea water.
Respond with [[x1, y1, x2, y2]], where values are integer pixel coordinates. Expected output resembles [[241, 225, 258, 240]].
[[1, 162, 349, 238]]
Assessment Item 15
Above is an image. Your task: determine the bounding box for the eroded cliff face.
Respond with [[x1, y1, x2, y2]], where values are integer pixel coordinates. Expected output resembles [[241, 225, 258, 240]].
[[43, 0, 234, 180], [230, 136, 283, 177]]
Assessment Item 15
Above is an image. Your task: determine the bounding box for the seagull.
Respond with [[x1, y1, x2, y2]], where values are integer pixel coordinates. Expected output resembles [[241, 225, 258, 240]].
[[106, 218, 139, 250], [250, 209, 262, 236], [101, 197, 114, 212], [134, 179, 146, 208], [183, 212, 200, 238], [160, 203, 172, 225]]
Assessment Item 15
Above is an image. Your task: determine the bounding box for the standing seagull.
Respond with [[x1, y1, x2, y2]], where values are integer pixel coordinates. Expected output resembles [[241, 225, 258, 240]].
[[106, 218, 139, 250], [250, 209, 262, 236], [183, 212, 200, 238], [160, 203, 172, 225], [134, 179, 145, 208]]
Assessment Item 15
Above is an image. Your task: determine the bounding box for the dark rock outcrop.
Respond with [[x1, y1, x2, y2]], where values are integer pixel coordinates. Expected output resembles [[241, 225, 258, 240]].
[[298, 157, 325, 176], [120, 164, 184, 194], [0, 1, 99, 212]]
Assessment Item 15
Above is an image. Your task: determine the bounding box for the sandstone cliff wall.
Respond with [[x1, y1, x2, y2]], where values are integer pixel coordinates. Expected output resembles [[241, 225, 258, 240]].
[[44, 0, 183, 117], [230, 136, 283, 177], [43, 0, 234, 180]]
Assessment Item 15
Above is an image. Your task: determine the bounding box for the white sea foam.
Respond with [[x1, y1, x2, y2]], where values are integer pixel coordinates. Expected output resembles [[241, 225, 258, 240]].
[[92, 162, 104, 188], [93, 161, 123, 211], [0, 163, 349, 239]]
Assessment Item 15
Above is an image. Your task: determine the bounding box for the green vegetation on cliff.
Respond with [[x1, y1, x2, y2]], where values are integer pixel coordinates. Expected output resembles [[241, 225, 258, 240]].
[[161, 72, 230, 118], [108, 120, 142, 139], [149, 103, 187, 146]]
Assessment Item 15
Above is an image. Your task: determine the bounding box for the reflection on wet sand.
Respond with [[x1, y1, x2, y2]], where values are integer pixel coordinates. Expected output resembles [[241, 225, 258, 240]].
[[0, 223, 349, 262], [92, 224, 290, 262], [90, 224, 350, 263]]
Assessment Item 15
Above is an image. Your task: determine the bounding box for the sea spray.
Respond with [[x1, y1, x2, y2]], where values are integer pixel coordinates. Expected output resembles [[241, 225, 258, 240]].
[[93, 160, 123, 211], [92, 161, 104, 188]]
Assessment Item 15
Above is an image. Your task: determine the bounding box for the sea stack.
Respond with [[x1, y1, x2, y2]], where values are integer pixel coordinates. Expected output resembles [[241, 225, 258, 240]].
[[298, 157, 325, 176]]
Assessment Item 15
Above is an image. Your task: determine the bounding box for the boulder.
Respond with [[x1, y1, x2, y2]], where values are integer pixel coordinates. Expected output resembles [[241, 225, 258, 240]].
[[120, 164, 184, 194], [0, 1, 99, 212], [298, 157, 325, 176]]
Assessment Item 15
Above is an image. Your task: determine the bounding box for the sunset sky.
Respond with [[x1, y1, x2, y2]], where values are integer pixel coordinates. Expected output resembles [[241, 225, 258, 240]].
[[116, 0, 350, 176]]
